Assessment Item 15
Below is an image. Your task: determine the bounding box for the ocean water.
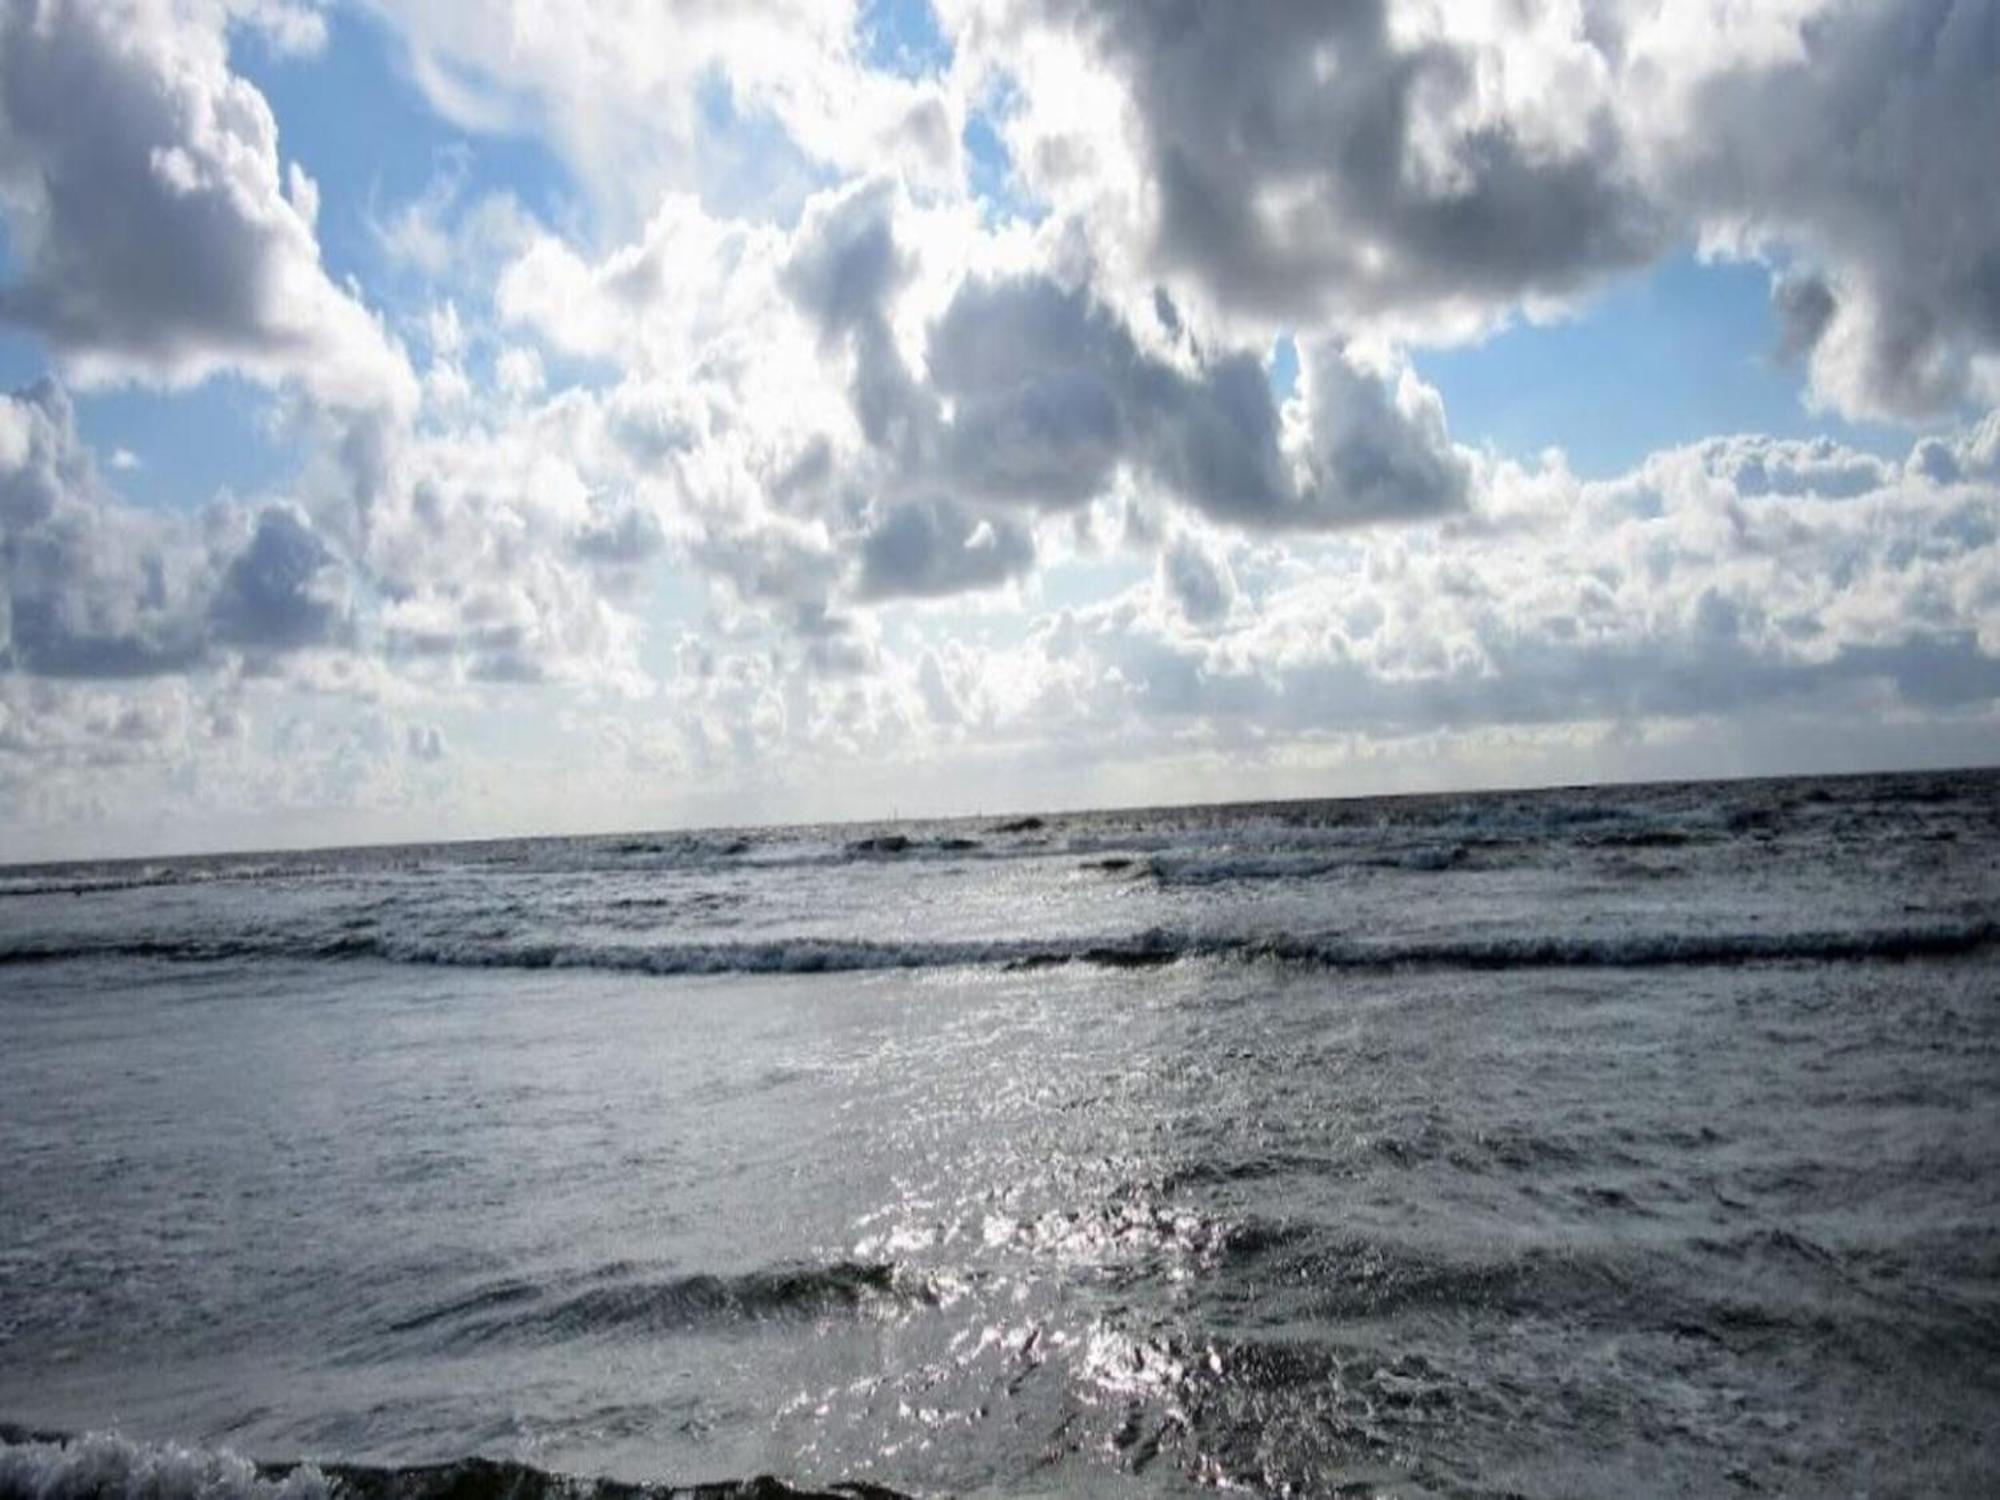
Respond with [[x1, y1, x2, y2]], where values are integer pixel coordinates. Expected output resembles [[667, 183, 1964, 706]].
[[2, 769, 1997, 1498]]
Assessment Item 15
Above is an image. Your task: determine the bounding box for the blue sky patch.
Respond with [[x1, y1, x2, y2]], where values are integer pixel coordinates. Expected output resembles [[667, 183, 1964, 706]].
[[1418, 253, 1909, 477]]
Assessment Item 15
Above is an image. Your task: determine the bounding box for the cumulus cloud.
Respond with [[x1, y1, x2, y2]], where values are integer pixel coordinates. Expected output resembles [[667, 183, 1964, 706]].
[[571, 503, 666, 568], [1910, 410, 2000, 487], [576, 414, 2000, 812], [364, 0, 2000, 429], [3, 0, 1995, 854], [944, 0, 1661, 339], [1159, 532, 1234, 627], [365, 0, 964, 220], [919, 271, 1469, 531], [1670, 0, 2000, 420], [923, 272, 1289, 517], [0, 379, 354, 679], [1284, 340, 1469, 525], [0, 377, 87, 530], [208, 504, 353, 652], [0, 0, 413, 410], [0, 672, 206, 773], [355, 392, 655, 690], [857, 496, 1035, 599], [774, 182, 1472, 557], [959, 0, 1660, 331], [1687, 434, 1895, 500], [947, 0, 2000, 420], [1, 380, 212, 678], [976, 431, 2000, 752], [485, 176, 1469, 627]]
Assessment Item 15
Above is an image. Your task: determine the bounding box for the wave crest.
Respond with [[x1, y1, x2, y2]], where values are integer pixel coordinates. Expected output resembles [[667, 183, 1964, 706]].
[[0, 1432, 909, 1500], [377, 1261, 921, 1351], [0, 919, 1990, 979], [0, 1432, 329, 1500]]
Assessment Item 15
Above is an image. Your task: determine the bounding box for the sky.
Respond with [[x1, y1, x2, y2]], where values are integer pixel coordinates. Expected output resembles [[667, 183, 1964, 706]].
[[0, 0, 1996, 860]]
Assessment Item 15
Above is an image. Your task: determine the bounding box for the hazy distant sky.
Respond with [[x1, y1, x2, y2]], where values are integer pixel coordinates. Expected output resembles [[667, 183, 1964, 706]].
[[1, 0, 1996, 857]]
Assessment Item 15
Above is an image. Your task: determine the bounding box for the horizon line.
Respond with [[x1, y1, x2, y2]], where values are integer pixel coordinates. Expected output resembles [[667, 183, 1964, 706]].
[[4, 757, 1994, 876]]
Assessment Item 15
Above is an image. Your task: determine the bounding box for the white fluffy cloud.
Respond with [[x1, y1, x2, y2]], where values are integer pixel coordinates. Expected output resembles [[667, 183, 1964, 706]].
[[0, 0, 1995, 854], [1653, 1, 2000, 421], [485, 177, 1471, 624], [364, 0, 964, 219], [344, 0, 2000, 432], [883, 433, 2000, 769]]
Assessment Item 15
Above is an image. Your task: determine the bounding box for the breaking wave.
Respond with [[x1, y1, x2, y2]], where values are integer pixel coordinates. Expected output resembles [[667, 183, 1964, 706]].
[[1, 919, 1991, 978], [0, 1431, 906, 1500], [0, 1432, 331, 1500], [375, 1261, 924, 1351]]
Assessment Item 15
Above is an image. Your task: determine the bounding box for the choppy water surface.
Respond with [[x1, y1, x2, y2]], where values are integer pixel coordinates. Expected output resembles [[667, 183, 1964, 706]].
[[3, 769, 1998, 1497]]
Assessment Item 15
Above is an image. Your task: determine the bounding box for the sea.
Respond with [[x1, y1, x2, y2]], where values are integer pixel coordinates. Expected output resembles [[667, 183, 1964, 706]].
[[2, 768, 1997, 1499]]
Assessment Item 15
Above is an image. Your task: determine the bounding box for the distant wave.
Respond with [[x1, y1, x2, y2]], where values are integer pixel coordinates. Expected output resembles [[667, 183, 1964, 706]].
[[6, 768, 1987, 901], [376, 1261, 922, 1351], [0, 1430, 907, 1500], [0, 785, 1905, 902], [0, 863, 342, 900], [1, 919, 1991, 977], [0, 836, 1002, 899], [1141, 843, 1469, 884]]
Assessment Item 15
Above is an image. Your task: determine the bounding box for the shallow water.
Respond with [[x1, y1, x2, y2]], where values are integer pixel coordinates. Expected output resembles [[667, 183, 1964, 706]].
[[3, 770, 1998, 1495]]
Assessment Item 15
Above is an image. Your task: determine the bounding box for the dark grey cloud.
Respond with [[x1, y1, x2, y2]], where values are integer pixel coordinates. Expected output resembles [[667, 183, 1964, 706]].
[[763, 176, 1473, 617], [784, 179, 911, 344], [783, 180, 934, 471], [857, 497, 1035, 600], [929, 275, 1467, 528], [690, 522, 846, 619], [776, 185, 1470, 567], [1911, 438, 1963, 486], [799, 614, 880, 676], [1017, 0, 1664, 324], [779, 186, 1421, 605], [931, 287, 1129, 505], [927, 275, 1286, 522], [936, 361, 1125, 504], [3, 501, 212, 679], [209, 504, 353, 652], [0, 0, 286, 363], [1160, 534, 1231, 626], [383, 609, 537, 681], [1, 380, 354, 680], [1289, 341, 1468, 524], [1, 381, 209, 678], [0, 0, 408, 405], [1772, 270, 1838, 364]]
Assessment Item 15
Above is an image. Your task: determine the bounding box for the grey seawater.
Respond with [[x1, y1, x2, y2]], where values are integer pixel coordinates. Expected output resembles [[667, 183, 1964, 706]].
[[2, 769, 1998, 1498]]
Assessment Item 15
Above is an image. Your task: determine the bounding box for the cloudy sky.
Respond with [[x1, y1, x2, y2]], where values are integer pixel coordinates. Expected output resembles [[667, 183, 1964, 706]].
[[0, 0, 1995, 859]]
